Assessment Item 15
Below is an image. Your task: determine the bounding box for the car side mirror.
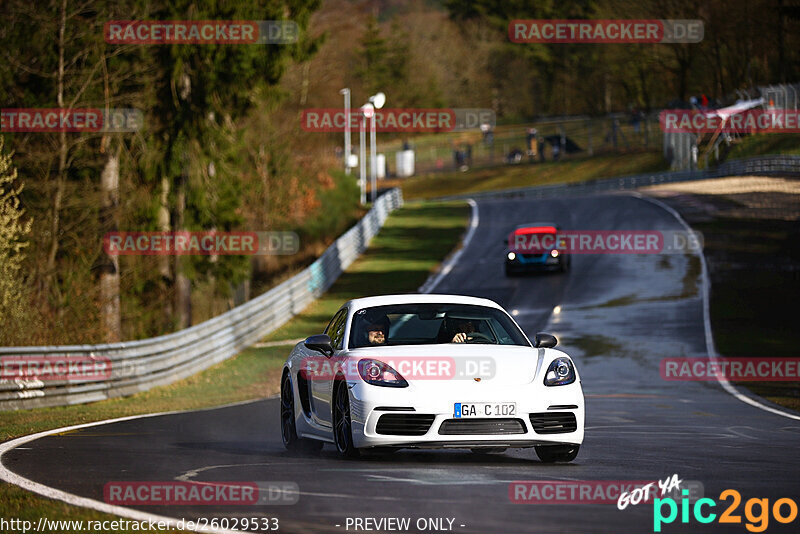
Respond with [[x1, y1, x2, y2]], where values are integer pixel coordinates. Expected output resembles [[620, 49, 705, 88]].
[[304, 334, 334, 357], [533, 332, 558, 348]]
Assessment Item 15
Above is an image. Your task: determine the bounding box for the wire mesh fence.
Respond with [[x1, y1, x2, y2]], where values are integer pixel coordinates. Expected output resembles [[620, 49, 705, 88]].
[[378, 113, 660, 176]]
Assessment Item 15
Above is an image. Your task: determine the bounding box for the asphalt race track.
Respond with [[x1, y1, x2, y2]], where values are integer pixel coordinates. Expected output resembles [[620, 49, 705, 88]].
[[4, 192, 800, 534]]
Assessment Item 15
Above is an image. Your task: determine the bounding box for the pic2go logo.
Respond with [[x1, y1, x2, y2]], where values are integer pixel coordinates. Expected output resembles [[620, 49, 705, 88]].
[[653, 489, 798, 532]]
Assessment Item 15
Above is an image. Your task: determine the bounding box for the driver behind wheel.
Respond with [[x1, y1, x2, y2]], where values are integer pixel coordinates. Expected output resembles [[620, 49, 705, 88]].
[[361, 314, 390, 346], [451, 319, 476, 343]]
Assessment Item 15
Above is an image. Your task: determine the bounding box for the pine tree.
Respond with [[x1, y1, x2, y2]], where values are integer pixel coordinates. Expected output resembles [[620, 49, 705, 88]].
[[0, 136, 32, 345]]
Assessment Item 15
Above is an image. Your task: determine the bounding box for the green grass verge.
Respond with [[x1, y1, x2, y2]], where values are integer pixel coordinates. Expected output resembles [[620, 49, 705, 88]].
[[0, 200, 469, 531], [397, 150, 666, 201], [695, 217, 800, 412], [725, 133, 800, 160]]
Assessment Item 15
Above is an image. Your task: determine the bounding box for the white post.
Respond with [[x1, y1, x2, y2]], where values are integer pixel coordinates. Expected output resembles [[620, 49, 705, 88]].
[[359, 110, 366, 205], [340, 88, 351, 175], [366, 93, 385, 203], [370, 113, 377, 202]]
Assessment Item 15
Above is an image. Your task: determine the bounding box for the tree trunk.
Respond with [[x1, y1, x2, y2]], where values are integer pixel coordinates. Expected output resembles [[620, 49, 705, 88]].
[[46, 0, 68, 300], [777, 0, 786, 83], [174, 71, 192, 330], [98, 148, 120, 341], [174, 160, 191, 329], [158, 175, 173, 323]]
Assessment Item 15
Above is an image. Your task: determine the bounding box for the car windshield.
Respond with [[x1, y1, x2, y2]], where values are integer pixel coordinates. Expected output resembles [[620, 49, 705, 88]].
[[348, 303, 530, 348]]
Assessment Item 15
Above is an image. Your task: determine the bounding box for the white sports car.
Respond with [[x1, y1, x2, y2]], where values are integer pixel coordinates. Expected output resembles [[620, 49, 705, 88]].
[[279, 294, 584, 462]]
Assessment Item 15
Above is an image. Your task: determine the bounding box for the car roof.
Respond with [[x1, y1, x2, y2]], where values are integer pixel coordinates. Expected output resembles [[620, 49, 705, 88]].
[[346, 293, 506, 312]]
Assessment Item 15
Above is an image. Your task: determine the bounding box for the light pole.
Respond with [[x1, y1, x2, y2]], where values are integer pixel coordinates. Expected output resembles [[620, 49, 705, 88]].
[[370, 114, 376, 202], [368, 92, 385, 202], [359, 103, 373, 206], [339, 88, 351, 175]]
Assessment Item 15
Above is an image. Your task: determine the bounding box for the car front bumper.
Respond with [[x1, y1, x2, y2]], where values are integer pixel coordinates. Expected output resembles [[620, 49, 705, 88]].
[[347, 380, 584, 449], [506, 255, 563, 272]]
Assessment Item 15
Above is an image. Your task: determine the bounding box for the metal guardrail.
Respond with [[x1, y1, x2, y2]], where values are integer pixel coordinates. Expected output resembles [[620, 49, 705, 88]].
[[432, 155, 800, 203], [0, 189, 404, 411]]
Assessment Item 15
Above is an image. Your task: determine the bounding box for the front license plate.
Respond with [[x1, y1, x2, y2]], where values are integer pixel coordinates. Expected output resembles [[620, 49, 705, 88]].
[[454, 402, 516, 418]]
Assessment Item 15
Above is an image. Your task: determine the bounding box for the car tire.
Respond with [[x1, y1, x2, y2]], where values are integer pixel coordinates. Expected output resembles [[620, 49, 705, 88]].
[[535, 444, 579, 463], [333, 379, 360, 458], [559, 256, 570, 273], [505, 265, 516, 277], [280, 372, 323, 453]]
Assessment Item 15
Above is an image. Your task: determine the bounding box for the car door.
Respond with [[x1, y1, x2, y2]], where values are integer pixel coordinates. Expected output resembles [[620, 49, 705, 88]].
[[309, 308, 347, 427]]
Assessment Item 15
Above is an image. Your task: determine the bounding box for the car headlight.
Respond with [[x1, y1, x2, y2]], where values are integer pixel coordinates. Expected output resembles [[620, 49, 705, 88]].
[[358, 359, 408, 387], [550, 249, 559, 257], [507, 252, 516, 260], [544, 357, 575, 386]]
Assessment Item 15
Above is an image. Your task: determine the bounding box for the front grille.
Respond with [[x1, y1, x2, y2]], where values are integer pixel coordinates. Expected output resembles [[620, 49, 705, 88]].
[[376, 414, 435, 436], [529, 412, 577, 434], [438, 418, 527, 435], [519, 253, 547, 263]]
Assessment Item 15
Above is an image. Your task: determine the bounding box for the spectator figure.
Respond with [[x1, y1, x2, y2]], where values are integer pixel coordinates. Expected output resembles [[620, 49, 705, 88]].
[[402, 139, 411, 151], [631, 109, 642, 134], [552, 141, 561, 161], [481, 122, 494, 146], [506, 148, 524, 164], [538, 138, 546, 162], [464, 143, 472, 168], [526, 128, 538, 162], [453, 141, 468, 171]]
